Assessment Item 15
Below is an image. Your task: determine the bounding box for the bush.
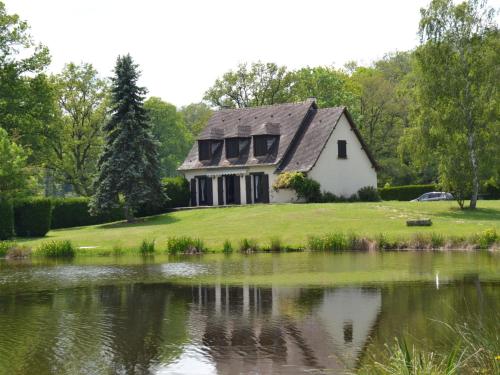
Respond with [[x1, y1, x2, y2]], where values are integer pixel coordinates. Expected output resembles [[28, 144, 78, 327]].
[[163, 177, 190, 208], [239, 238, 259, 252], [0, 199, 14, 240], [51, 197, 124, 229], [483, 181, 500, 199], [378, 184, 437, 201], [273, 172, 322, 203], [14, 198, 52, 237], [476, 229, 497, 249], [140, 239, 155, 255], [166, 236, 205, 254], [321, 192, 338, 203], [307, 233, 348, 251], [222, 239, 233, 253], [357, 186, 381, 202], [36, 240, 75, 258]]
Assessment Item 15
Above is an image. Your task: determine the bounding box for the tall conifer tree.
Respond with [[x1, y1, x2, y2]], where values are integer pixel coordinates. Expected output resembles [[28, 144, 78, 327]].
[[90, 54, 164, 221]]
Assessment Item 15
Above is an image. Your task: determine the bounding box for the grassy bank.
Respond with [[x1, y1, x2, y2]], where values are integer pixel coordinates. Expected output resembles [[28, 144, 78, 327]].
[[10, 201, 500, 254]]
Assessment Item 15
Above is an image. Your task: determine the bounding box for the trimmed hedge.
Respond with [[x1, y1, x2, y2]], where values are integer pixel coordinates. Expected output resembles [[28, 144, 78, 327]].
[[51, 198, 124, 229], [163, 176, 190, 208], [136, 176, 191, 217], [14, 198, 52, 237], [0, 199, 14, 240], [378, 184, 437, 201]]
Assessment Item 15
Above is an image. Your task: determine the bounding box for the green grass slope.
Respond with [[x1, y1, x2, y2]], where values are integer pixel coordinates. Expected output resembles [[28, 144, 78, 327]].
[[16, 201, 500, 252]]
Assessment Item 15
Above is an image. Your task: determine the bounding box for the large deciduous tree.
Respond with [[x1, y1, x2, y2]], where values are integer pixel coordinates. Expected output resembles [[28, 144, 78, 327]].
[[90, 55, 164, 222], [179, 102, 212, 137], [145, 97, 193, 177], [0, 128, 32, 199], [47, 63, 109, 196], [0, 1, 53, 163], [408, 0, 499, 208], [204, 62, 294, 108]]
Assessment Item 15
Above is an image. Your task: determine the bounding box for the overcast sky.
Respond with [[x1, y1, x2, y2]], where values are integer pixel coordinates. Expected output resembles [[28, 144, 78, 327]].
[[5, 0, 500, 107]]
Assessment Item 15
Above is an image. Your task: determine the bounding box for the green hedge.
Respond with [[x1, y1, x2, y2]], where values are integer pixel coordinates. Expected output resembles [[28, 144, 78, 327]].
[[0, 199, 14, 240], [136, 176, 190, 217], [14, 198, 52, 237], [163, 176, 190, 208], [51, 198, 124, 229], [378, 184, 437, 201]]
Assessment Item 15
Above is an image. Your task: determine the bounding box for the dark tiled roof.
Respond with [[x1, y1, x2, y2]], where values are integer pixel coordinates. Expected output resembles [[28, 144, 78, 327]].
[[178, 101, 378, 172], [178, 101, 313, 170]]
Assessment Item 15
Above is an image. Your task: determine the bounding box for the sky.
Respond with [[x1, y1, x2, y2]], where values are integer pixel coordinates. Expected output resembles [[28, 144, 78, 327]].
[[5, 0, 500, 107]]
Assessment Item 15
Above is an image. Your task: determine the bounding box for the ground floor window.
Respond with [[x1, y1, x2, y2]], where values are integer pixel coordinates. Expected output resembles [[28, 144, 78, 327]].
[[197, 176, 211, 205]]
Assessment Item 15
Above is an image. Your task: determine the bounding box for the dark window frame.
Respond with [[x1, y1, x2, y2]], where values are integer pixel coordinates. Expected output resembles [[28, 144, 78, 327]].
[[252, 172, 264, 203], [253, 135, 279, 157], [225, 138, 240, 159], [337, 140, 347, 159], [197, 176, 209, 204]]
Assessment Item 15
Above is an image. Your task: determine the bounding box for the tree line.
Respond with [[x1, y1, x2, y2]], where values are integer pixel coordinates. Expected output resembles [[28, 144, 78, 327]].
[[0, 0, 498, 211]]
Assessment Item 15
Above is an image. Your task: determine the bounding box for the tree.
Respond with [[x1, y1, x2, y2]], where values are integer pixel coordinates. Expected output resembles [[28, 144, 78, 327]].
[[145, 97, 193, 177], [0, 128, 33, 199], [46, 63, 109, 196], [90, 55, 164, 222], [0, 1, 53, 163], [179, 102, 212, 137], [204, 62, 294, 108], [407, 0, 499, 208], [289, 66, 359, 117]]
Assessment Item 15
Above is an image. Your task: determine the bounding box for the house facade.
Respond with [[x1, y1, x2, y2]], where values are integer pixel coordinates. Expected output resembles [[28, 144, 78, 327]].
[[178, 99, 378, 206]]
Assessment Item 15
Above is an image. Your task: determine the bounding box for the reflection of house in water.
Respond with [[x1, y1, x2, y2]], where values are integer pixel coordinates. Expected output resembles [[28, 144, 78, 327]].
[[181, 285, 381, 374]]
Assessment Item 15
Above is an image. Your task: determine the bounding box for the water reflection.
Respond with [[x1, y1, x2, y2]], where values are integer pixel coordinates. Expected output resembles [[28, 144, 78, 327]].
[[1, 279, 496, 375]]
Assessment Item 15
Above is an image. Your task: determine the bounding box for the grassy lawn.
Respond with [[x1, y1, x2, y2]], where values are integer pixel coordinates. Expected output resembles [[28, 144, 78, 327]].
[[16, 200, 500, 252]]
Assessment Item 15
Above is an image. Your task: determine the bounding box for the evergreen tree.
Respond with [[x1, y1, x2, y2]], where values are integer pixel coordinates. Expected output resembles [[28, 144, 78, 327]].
[[90, 54, 164, 221]]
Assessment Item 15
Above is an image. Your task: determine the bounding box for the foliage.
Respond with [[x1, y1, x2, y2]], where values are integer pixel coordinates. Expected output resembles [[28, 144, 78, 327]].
[[0, 128, 33, 199], [204, 61, 294, 108], [273, 172, 322, 202], [144, 97, 193, 177], [36, 240, 75, 258], [268, 236, 283, 252], [403, 0, 500, 209], [46, 62, 109, 196], [50, 197, 124, 229], [0, 198, 14, 240], [0, 240, 15, 257], [90, 54, 164, 222], [179, 102, 212, 137], [357, 186, 381, 202], [13, 198, 52, 237], [139, 239, 155, 255], [475, 228, 497, 249], [307, 233, 349, 251], [0, 1, 53, 164], [222, 239, 233, 253], [378, 184, 437, 201], [166, 236, 205, 255], [162, 177, 190, 208], [239, 238, 259, 253], [289, 66, 359, 118]]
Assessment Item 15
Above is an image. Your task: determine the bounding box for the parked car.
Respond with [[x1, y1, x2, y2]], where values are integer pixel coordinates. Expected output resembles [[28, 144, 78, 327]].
[[411, 192, 454, 202]]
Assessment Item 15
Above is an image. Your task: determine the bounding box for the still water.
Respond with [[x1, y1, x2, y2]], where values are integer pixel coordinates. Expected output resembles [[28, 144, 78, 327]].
[[0, 252, 498, 374]]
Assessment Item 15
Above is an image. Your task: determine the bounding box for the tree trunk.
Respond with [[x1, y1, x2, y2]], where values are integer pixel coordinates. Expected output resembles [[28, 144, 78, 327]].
[[467, 128, 479, 209], [124, 203, 135, 223]]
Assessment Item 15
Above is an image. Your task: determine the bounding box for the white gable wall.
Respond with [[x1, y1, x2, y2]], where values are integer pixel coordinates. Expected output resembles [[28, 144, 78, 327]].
[[308, 113, 377, 197]]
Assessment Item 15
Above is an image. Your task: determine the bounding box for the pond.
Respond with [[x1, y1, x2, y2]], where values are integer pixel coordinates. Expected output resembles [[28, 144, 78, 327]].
[[0, 251, 498, 374]]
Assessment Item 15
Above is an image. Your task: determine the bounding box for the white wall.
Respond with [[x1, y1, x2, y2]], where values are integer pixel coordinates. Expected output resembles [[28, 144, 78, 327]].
[[309, 113, 377, 197]]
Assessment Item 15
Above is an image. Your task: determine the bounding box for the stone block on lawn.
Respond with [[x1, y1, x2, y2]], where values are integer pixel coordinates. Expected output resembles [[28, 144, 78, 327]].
[[406, 219, 432, 226]]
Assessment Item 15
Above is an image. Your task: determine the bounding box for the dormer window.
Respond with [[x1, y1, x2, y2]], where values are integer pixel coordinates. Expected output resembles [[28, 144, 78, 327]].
[[254, 135, 279, 157], [198, 140, 222, 161], [225, 137, 250, 159], [199, 140, 211, 160]]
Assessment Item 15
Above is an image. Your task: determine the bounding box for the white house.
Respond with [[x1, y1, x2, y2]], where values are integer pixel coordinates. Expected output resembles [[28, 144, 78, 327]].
[[178, 99, 378, 206]]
